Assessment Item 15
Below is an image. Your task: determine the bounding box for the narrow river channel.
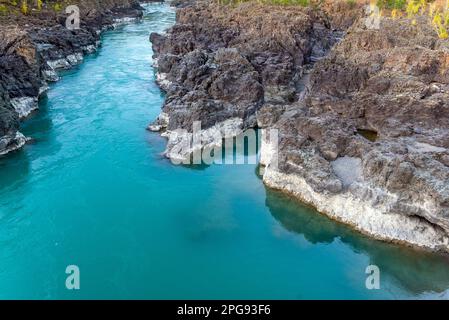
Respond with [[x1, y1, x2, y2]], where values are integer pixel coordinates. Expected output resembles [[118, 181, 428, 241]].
[[0, 3, 448, 299]]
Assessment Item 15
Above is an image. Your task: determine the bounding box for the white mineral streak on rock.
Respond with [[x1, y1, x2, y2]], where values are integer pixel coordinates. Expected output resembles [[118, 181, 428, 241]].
[[259, 128, 278, 169], [42, 67, 60, 82], [47, 58, 71, 70], [39, 84, 49, 96], [66, 53, 84, 66], [45, 43, 100, 80], [0, 131, 28, 156], [409, 142, 447, 153], [148, 112, 169, 132], [156, 72, 171, 91], [11, 97, 38, 118], [112, 17, 140, 28], [331, 156, 363, 188], [82, 44, 97, 54], [163, 118, 244, 162], [261, 138, 449, 252], [47, 53, 83, 70]]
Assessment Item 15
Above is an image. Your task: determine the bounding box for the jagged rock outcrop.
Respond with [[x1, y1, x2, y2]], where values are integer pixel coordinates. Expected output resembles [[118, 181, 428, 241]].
[[261, 15, 449, 252], [149, 1, 340, 158], [0, 0, 144, 155], [150, 1, 449, 252], [0, 83, 26, 156]]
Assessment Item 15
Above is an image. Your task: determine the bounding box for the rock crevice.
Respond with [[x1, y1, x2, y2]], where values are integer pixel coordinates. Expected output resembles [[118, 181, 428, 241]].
[[150, 0, 449, 252]]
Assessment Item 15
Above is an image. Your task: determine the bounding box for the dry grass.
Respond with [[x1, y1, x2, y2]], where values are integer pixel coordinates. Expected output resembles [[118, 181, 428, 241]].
[[0, 0, 136, 16], [379, 0, 449, 39], [181, 1, 321, 51], [213, 0, 449, 39]]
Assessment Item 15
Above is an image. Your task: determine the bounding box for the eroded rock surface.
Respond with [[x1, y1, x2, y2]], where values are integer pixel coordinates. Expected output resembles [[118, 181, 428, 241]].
[[0, 0, 144, 155], [151, 1, 449, 252], [149, 1, 340, 158], [259, 14, 449, 251]]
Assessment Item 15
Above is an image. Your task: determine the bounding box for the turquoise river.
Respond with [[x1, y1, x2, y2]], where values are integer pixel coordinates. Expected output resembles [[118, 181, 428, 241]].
[[0, 3, 448, 299]]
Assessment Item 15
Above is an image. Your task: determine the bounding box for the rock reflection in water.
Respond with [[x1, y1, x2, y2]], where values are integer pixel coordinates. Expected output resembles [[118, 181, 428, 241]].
[[265, 189, 449, 295]]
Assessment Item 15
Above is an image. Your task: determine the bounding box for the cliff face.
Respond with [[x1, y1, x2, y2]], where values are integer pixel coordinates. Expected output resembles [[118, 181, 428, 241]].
[[151, 1, 449, 252], [0, 0, 144, 155], [149, 1, 341, 158], [262, 14, 449, 252]]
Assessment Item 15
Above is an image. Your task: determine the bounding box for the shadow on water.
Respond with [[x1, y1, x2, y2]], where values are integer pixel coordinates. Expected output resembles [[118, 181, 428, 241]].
[[0, 150, 31, 195], [0, 93, 56, 195], [21, 95, 54, 139], [265, 188, 449, 295], [177, 132, 261, 171]]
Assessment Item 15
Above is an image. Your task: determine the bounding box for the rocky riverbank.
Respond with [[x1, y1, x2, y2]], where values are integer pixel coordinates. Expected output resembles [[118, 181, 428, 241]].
[[0, 0, 144, 155], [150, 0, 449, 252]]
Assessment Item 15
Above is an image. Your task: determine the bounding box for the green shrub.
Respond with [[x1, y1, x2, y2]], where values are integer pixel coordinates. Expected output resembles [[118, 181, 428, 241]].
[[21, 0, 28, 14], [346, 0, 357, 8], [218, 0, 311, 6], [0, 4, 8, 15], [53, 2, 62, 11], [376, 0, 407, 10]]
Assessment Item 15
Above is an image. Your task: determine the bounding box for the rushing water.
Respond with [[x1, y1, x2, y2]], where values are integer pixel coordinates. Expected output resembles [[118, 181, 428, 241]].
[[0, 4, 448, 299]]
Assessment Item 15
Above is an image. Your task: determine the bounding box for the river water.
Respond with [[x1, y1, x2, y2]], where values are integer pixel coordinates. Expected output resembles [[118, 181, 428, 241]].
[[0, 3, 448, 299]]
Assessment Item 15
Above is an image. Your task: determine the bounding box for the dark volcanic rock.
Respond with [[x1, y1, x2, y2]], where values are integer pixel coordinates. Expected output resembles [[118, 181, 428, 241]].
[[151, 1, 449, 252], [161, 47, 263, 131], [263, 14, 449, 251], [148, 1, 353, 143], [0, 86, 18, 136], [149, 1, 340, 159], [0, 0, 144, 155]]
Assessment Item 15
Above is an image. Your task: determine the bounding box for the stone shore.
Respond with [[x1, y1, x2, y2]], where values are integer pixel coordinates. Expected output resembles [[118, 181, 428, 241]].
[[150, 0, 449, 252]]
